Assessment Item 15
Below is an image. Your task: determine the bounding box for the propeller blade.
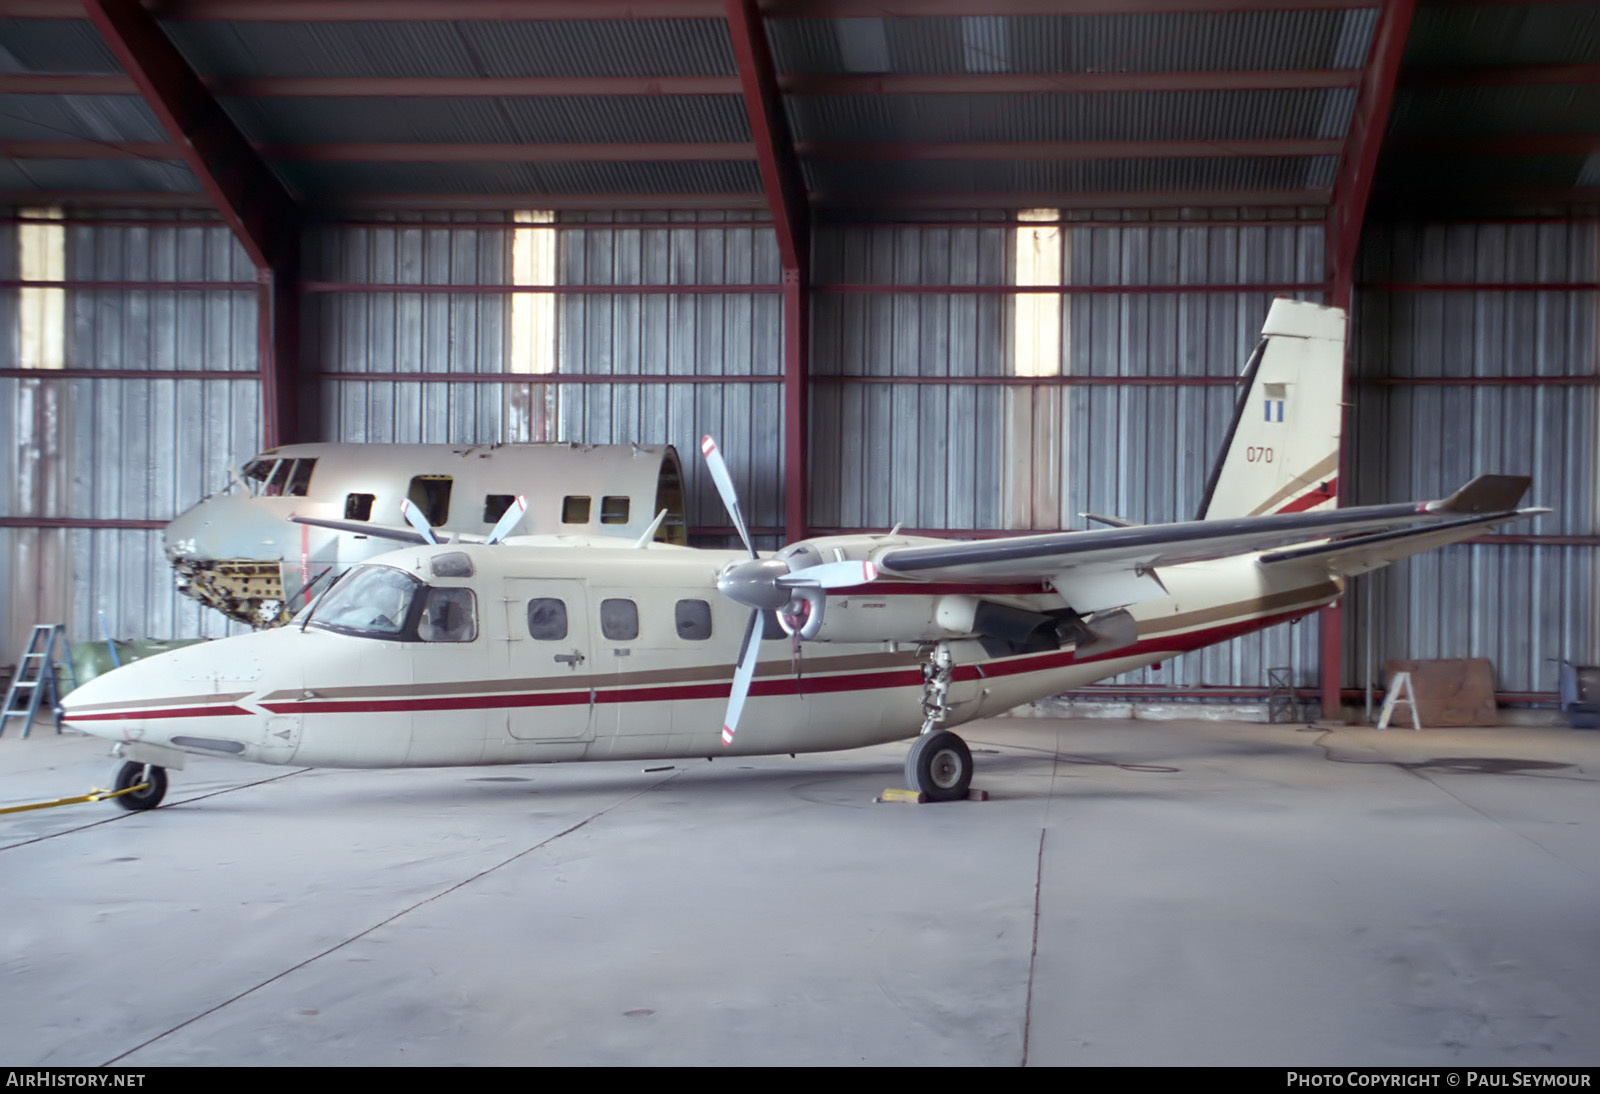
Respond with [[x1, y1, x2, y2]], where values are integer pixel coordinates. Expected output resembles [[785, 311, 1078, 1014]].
[[778, 559, 877, 589], [484, 495, 528, 545], [721, 609, 763, 746], [700, 435, 755, 558], [399, 499, 439, 545]]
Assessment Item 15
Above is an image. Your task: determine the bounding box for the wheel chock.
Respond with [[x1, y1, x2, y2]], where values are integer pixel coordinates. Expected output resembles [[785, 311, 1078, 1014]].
[[875, 787, 990, 804]]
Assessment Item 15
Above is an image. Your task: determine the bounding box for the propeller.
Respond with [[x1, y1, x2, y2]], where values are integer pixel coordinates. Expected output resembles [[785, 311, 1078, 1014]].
[[484, 495, 527, 545], [700, 435, 877, 745], [399, 499, 439, 545]]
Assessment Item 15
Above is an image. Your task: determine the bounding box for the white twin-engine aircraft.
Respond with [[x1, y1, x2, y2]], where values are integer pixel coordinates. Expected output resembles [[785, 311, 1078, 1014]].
[[61, 300, 1544, 809]]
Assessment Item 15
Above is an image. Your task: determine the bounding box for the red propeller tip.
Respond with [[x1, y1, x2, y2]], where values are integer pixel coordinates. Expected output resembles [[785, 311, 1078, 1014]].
[[721, 727, 734, 745]]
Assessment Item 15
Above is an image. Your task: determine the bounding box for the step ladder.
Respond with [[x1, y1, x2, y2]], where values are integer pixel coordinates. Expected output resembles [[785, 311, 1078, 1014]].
[[1, 625, 72, 738], [1375, 671, 1422, 731]]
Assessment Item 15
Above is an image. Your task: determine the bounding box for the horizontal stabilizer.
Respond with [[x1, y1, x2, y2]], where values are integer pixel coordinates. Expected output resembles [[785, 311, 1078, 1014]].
[[1259, 508, 1549, 575], [1430, 474, 1532, 515]]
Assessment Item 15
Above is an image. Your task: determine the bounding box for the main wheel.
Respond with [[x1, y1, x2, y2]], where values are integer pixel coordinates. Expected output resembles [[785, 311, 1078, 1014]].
[[904, 730, 973, 802], [113, 762, 168, 811]]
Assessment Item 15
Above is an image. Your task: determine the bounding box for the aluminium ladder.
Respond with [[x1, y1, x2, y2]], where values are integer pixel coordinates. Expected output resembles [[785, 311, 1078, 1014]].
[[1, 625, 71, 738]]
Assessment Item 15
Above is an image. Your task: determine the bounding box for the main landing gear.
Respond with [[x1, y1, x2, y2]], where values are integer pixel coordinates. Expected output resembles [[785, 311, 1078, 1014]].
[[112, 761, 168, 811], [903, 641, 975, 802]]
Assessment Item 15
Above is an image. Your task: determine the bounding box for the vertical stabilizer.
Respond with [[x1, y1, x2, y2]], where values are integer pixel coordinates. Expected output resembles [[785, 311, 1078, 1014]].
[[1196, 299, 1346, 521]]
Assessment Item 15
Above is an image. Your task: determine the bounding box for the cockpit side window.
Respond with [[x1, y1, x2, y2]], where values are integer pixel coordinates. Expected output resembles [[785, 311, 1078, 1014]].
[[417, 588, 478, 643], [265, 460, 293, 497], [243, 458, 278, 497], [286, 459, 317, 497]]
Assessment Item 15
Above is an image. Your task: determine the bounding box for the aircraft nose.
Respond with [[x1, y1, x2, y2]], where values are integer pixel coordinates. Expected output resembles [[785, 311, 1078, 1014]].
[[164, 495, 286, 562], [58, 634, 279, 758]]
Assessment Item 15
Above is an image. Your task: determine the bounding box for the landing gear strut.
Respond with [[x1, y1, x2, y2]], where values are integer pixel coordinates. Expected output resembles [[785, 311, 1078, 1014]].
[[905, 642, 974, 801], [904, 729, 973, 802], [113, 762, 168, 811]]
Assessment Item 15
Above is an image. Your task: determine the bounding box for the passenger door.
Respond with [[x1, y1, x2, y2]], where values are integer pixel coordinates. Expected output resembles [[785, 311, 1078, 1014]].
[[503, 578, 594, 743]]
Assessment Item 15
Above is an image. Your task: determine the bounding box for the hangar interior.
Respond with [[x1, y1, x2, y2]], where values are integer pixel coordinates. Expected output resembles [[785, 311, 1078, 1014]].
[[1, 0, 1597, 718]]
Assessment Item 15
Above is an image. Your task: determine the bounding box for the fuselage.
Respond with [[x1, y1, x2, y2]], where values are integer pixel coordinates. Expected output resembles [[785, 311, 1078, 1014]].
[[164, 442, 687, 625], [60, 541, 1342, 770]]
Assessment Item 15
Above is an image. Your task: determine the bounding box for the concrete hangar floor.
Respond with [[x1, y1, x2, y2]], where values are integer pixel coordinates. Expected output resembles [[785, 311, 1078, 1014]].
[[2, 715, 1598, 1067]]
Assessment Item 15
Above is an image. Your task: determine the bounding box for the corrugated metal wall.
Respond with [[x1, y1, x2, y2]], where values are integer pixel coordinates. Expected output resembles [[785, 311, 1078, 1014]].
[[307, 215, 512, 444], [305, 210, 785, 545], [2, 216, 260, 668], [553, 212, 785, 542], [810, 214, 1328, 691], [1348, 221, 1600, 695], [5, 210, 1595, 704]]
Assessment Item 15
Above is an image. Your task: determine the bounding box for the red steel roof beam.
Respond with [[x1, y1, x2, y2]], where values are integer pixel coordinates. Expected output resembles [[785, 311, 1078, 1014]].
[[1323, 0, 1417, 724], [725, 0, 810, 541], [81, 0, 303, 447], [0, 1, 1385, 17], [801, 139, 1342, 160], [0, 71, 1366, 97]]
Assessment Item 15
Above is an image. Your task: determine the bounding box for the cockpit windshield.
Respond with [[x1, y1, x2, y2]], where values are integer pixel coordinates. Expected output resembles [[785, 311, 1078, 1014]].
[[305, 564, 477, 643]]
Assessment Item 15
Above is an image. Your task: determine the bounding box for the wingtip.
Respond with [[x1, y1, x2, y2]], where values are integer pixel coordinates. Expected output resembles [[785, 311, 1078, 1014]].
[[1431, 474, 1533, 515]]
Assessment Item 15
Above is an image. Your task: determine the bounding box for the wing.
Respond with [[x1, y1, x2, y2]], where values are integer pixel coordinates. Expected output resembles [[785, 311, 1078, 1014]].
[[873, 474, 1537, 613], [1258, 507, 1549, 576], [288, 514, 481, 545]]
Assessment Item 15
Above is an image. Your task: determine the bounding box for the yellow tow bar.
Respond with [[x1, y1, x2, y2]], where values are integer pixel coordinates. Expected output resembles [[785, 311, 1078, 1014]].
[[0, 782, 150, 815]]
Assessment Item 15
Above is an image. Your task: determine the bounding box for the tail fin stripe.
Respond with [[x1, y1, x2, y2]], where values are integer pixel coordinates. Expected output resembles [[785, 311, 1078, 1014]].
[[1272, 477, 1339, 515]]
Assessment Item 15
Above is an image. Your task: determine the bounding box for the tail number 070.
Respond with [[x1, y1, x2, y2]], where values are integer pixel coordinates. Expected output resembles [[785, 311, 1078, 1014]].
[[1246, 446, 1274, 463]]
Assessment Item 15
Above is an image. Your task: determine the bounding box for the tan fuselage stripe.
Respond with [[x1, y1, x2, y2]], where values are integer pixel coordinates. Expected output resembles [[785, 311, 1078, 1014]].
[[1247, 452, 1339, 516], [65, 691, 253, 715]]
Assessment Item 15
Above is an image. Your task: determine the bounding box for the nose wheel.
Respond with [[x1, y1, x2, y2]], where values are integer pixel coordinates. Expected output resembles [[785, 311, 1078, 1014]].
[[112, 762, 168, 811], [904, 730, 973, 802]]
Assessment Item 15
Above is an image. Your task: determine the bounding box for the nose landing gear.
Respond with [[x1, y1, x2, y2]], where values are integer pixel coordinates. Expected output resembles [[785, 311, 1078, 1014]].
[[112, 762, 168, 811], [904, 729, 973, 802]]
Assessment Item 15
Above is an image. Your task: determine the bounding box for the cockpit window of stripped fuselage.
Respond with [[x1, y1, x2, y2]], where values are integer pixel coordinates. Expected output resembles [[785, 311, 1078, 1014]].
[[242, 456, 317, 498]]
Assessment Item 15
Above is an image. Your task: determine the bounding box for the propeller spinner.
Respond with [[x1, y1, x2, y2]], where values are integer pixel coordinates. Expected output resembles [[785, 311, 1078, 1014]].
[[700, 435, 876, 745]]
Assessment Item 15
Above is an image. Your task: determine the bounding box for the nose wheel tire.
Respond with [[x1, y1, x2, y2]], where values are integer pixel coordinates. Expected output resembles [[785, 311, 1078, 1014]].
[[904, 730, 973, 802], [113, 762, 168, 811]]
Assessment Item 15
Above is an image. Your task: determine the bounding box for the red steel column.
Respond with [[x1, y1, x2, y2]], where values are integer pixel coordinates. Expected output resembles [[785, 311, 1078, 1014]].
[[83, 0, 303, 447], [1322, 0, 1417, 720], [726, 0, 811, 541]]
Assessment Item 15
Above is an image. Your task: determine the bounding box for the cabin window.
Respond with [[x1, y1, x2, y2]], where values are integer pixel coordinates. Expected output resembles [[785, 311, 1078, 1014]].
[[345, 493, 375, 521], [675, 599, 713, 641], [418, 588, 477, 643], [600, 598, 638, 641], [562, 496, 591, 524], [407, 475, 452, 527], [286, 459, 317, 497], [484, 495, 515, 523], [600, 496, 630, 524], [527, 599, 568, 641]]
